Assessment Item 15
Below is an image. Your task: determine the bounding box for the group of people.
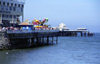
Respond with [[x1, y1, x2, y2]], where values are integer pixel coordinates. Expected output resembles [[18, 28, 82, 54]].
[[0, 27, 20, 31], [0, 26, 55, 32]]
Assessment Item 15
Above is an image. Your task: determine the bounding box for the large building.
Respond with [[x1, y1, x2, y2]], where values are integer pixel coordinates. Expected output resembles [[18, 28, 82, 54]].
[[0, 0, 24, 26]]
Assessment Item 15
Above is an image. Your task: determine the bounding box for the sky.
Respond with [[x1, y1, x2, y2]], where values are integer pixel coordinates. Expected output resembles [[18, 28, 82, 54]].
[[24, 0, 100, 33]]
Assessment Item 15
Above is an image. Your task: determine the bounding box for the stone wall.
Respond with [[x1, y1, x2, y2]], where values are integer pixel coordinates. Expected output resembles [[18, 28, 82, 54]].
[[0, 32, 9, 49]]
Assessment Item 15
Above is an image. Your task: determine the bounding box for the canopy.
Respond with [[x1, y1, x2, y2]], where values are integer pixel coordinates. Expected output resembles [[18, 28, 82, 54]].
[[20, 22, 30, 25], [35, 26, 43, 28]]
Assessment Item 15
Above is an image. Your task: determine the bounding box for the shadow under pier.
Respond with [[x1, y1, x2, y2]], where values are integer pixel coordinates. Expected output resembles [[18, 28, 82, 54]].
[[6, 30, 59, 49]]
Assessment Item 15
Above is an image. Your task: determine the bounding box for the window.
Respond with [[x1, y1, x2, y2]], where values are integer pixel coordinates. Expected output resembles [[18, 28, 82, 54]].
[[7, 2, 9, 6], [3, 2, 5, 6], [15, 4, 17, 7], [13, 7, 16, 11], [6, 15, 8, 18], [10, 15, 12, 18], [18, 4, 20, 7], [2, 14, 4, 17], [22, 5, 24, 7], [11, 3, 13, 6], [21, 8, 23, 12], [1, 7, 4, 11], [10, 7, 12, 10], [14, 15, 16, 18], [6, 7, 8, 11], [0, 1, 1, 5]]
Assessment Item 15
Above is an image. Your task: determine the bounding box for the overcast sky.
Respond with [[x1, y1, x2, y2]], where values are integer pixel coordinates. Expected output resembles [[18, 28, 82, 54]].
[[24, 0, 100, 33]]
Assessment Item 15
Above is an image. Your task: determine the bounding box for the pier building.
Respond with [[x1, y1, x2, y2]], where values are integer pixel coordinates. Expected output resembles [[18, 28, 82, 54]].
[[58, 23, 69, 31], [0, 0, 24, 26]]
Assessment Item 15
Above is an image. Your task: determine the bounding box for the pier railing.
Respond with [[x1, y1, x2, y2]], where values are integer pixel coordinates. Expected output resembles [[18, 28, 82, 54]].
[[6, 30, 59, 39], [7, 30, 59, 34]]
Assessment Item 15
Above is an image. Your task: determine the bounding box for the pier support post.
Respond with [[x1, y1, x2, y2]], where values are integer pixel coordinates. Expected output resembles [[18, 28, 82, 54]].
[[36, 37, 39, 45], [28, 38, 32, 47], [39, 37, 41, 45], [84, 32, 86, 37], [42, 36, 44, 45], [56, 36, 58, 44], [87, 32, 90, 36], [52, 36, 54, 45], [31, 38, 34, 46], [75, 32, 77, 36], [47, 36, 49, 45], [81, 32, 83, 37], [40, 37, 42, 45]]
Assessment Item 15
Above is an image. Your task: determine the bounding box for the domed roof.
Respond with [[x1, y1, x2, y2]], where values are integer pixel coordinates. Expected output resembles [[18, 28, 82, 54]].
[[20, 22, 29, 25], [59, 23, 66, 27]]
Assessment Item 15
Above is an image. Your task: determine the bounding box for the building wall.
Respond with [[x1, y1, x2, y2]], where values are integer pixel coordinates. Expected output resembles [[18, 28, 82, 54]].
[[0, 0, 24, 24]]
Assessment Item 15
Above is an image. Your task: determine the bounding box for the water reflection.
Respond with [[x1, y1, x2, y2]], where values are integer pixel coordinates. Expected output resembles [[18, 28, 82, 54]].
[[0, 35, 100, 64]]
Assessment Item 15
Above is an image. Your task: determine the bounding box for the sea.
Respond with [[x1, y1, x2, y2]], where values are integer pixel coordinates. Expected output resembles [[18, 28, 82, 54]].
[[0, 33, 100, 64]]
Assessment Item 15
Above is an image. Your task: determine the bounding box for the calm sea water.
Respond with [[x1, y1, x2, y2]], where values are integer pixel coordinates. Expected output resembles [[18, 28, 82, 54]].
[[0, 33, 100, 64]]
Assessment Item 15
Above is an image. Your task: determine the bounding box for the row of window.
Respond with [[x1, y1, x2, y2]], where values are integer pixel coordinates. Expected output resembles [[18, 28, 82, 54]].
[[2, 14, 17, 19], [1, 6, 23, 12], [0, 1, 24, 7]]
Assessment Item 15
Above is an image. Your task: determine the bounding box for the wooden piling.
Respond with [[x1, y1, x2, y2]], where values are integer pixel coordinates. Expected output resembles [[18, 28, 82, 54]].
[[31, 38, 34, 46], [81, 32, 83, 37], [47, 36, 49, 45], [52, 36, 54, 45], [84, 32, 86, 37], [36, 37, 39, 45], [75, 32, 77, 36], [29, 38, 32, 47], [42, 36, 44, 45], [56, 36, 58, 44]]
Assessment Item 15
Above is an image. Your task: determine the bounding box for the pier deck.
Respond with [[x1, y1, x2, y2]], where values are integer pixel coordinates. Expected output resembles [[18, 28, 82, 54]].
[[0, 30, 93, 49], [5, 30, 59, 49], [6, 30, 59, 38]]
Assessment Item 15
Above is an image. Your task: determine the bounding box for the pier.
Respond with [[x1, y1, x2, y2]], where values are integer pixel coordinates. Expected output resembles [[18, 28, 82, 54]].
[[58, 30, 94, 37], [5, 30, 59, 49], [0, 22, 94, 49], [2, 29, 93, 49]]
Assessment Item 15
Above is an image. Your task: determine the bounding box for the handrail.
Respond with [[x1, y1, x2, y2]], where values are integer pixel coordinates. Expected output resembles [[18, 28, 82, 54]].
[[7, 30, 59, 34]]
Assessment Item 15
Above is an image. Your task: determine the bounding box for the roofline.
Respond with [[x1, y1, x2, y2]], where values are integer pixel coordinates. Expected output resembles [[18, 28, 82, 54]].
[[0, 0, 25, 4]]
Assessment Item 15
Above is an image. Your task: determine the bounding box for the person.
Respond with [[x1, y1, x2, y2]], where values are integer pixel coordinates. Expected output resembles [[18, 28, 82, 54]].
[[14, 27, 18, 30], [0, 26, 2, 31], [10, 26, 14, 30], [2, 27, 6, 31]]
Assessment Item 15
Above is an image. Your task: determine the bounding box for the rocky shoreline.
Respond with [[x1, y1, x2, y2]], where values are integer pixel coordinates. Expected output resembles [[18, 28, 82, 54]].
[[0, 32, 9, 50]]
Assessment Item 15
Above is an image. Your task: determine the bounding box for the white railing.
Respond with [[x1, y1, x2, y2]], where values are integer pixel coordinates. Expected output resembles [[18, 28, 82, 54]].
[[7, 30, 59, 34]]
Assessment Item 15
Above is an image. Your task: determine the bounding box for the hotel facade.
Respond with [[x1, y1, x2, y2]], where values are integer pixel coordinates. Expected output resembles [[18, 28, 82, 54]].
[[0, 0, 24, 26]]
